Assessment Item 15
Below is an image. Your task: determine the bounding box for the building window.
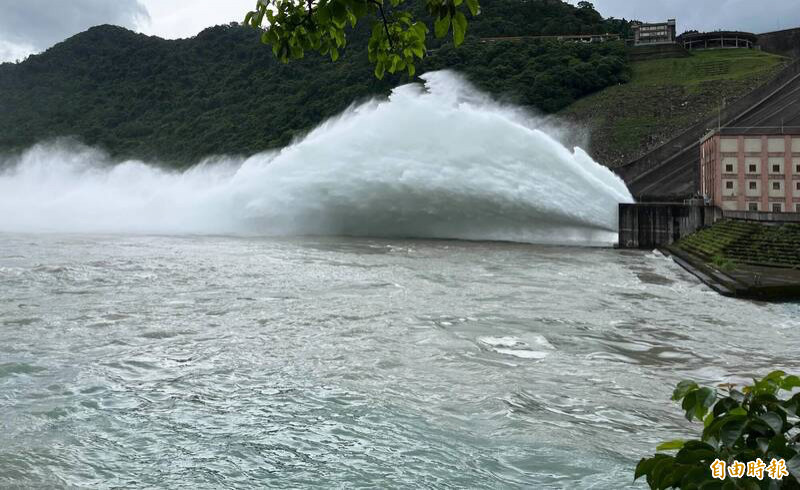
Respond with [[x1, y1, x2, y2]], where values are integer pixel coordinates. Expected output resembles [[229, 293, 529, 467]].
[[726, 181, 734, 189], [796, 165, 800, 173], [749, 202, 759, 211], [773, 164, 781, 173], [773, 203, 783, 213], [773, 182, 781, 191], [796, 203, 800, 212], [796, 181, 800, 190], [749, 164, 757, 173], [749, 182, 758, 190], [725, 164, 734, 172]]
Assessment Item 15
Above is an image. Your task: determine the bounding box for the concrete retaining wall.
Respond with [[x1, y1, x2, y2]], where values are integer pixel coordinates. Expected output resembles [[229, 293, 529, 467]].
[[724, 210, 800, 222], [758, 28, 800, 58], [628, 44, 690, 61], [618, 203, 722, 249]]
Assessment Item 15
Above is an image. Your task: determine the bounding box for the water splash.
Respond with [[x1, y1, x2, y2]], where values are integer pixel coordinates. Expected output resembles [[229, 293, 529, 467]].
[[0, 71, 632, 245]]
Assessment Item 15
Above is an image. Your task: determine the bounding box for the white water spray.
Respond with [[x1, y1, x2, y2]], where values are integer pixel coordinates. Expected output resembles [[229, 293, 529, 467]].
[[0, 71, 632, 245]]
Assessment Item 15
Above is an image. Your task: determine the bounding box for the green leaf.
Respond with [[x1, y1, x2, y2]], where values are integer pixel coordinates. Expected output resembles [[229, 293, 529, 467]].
[[736, 480, 762, 490], [434, 13, 450, 38], [720, 417, 747, 447], [764, 370, 787, 382], [289, 43, 304, 59], [682, 390, 698, 421], [786, 455, 800, 479], [782, 375, 800, 390], [452, 11, 467, 46], [635, 454, 669, 481], [350, 0, 367, 18], [412, 22, 427, 38], [651, 457, 676, 489], [465, 0, 479, 16], [374, 60, 385, 79], [316, 5, 331, 23], [758, 412, 783, 434], [680, 466, 710, 488], [656, 440, 685, 451], [331, 0, 348, 26], [407, 62, 415, 77], [673, 380, 699, 401], [767, 433, 787, 452], [372, 21, 383, 39], [697, 388, 717, 409], [675, 448, 716, 465], [330, 46, 339, 61], [684, 387, 715, 421], [634, 458, 652, 481]]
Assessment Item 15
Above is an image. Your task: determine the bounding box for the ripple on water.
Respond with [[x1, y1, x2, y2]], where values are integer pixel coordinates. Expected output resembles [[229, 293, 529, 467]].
[[139, 329, 194, 339], [2, 318, 41, 326], [0, 362, 46, 378]]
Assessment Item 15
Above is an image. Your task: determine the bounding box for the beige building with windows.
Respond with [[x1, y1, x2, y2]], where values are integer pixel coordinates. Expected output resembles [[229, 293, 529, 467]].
[[700, 130, 800, 213], [632, 19, 677, 46]]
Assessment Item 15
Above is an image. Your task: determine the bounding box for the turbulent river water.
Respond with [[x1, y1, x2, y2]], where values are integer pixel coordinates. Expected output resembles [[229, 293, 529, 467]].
[[2, 234, 799, 488]]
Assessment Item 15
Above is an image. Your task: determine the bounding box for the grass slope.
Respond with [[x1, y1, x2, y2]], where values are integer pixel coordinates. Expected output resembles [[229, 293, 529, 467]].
[[561, 49, 787, 168]]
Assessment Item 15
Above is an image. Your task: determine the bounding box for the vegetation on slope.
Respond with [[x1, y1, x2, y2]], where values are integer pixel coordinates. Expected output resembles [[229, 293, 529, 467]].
[[677, 220, 800, 269], [0, 0, 631, 166], [561, 48, 788, 167]]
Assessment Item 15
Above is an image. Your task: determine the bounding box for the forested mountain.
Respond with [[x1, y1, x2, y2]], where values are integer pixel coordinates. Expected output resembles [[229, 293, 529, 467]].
[[0, 0, 631, 165]]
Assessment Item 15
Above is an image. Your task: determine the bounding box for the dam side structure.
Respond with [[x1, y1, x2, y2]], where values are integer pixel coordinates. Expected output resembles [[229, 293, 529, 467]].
[[700, 130, 800, 213], [614, 58, 800, 202]]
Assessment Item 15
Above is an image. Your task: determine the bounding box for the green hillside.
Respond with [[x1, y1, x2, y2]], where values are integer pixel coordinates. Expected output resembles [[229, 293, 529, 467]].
[[561, 48, 788, 167], [0, 0, 631, 166]]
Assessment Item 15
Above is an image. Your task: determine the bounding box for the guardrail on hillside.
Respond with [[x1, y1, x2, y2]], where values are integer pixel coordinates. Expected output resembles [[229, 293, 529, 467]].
[[614, 58, 800, 187], [724, 210, 800, 223]]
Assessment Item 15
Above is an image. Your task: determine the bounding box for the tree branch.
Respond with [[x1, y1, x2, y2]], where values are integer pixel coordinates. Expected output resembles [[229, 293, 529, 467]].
[[306, 0, 315, 23], [368, 0, 394, 50]]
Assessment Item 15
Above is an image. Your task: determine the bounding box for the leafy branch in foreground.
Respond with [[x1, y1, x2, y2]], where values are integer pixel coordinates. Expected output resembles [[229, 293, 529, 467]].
[[244, 0, 479, 78], [636, 371, 800, 489]]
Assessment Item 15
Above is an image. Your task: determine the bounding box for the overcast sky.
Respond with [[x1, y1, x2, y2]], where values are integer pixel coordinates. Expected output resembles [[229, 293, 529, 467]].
[[569, 0, 800, 33], [1, 0, 800, 63]]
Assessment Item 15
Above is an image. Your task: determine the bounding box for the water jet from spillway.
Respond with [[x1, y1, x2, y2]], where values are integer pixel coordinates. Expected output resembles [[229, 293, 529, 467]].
[[0, 70, 633, 245]]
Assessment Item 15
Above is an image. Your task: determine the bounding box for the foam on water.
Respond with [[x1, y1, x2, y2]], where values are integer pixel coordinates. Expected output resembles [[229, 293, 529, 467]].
[[478, 335, 555, 360], [0, 71, 632, 245]]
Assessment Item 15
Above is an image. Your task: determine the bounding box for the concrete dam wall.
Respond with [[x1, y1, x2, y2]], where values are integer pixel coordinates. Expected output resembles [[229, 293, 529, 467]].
[[758, 28, 800, 59]]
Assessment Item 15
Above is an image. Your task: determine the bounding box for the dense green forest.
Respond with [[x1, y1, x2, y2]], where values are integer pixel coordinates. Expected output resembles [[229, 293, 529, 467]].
[[0, 0, 632, 165]]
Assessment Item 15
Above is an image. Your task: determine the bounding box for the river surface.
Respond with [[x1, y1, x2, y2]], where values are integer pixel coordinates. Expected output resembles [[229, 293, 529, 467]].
[[1, 234, 798, 488]]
